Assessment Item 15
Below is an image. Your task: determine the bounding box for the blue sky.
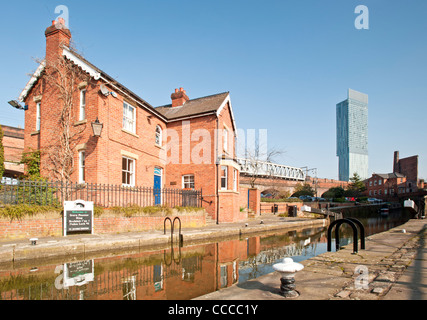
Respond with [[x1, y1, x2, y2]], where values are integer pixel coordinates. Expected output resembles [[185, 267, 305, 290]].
[[0, 0, 426, 180]]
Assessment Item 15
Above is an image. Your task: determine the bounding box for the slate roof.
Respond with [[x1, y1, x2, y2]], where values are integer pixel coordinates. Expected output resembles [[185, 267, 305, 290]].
[[374, 173, 406, 179], [155, 92, 230, 121], [20, 46, 232, 123]]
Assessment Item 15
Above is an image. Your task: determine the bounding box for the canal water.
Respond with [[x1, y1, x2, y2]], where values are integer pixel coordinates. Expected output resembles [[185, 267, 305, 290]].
[[0, 211, 410, 300]]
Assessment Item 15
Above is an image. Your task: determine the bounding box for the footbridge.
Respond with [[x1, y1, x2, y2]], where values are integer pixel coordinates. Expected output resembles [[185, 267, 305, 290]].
[[237, 158, 306, 181]]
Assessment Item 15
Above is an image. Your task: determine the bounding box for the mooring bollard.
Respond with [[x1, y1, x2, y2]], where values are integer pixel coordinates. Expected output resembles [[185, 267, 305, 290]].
[[273, 258, 304, 298]]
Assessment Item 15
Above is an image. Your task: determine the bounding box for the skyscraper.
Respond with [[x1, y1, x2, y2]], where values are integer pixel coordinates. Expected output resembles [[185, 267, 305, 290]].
[[336, 89, 368, 181]]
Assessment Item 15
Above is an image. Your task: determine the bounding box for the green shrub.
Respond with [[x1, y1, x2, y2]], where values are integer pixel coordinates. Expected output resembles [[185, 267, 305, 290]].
[[174, 206, 200, 213], [143, 206, 173, 216], [0, 204, 61, 221]]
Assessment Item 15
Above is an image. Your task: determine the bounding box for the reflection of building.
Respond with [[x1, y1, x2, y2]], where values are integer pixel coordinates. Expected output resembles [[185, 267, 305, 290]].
[[1, 125, 24, 178], [0, 225, 326, 300], [336, 89, 369, 181]]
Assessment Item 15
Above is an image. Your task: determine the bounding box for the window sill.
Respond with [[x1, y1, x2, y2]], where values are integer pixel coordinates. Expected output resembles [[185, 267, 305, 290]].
[[155, 143, 164, 149], [74, 119, 87, 126], [31, 131, 40, 136], [218, 189, 239, 194], [122, 128, 139, 138]]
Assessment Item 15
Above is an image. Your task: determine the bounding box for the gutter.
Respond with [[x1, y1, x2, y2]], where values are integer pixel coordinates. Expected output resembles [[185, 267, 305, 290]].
[[216, 117, 220, 225]]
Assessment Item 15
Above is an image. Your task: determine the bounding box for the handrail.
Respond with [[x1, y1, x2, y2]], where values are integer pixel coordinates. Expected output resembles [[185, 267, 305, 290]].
[[164, 217, 183, 247], [327, 218, 365, 254], [163, 217, 183, 266], [346, 218, 365, 250], [173, 217, 183, 247], [164, 217, 173, 237]]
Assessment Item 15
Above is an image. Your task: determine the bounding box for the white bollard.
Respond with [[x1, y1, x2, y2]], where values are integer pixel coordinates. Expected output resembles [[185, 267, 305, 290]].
[[273, 258, 304, 298]]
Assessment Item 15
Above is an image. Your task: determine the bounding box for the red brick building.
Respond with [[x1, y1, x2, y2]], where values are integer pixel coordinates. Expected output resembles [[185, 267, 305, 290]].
[[365, 151, 424, 200], [18, 20, 242, 222], [365, 173, 407, 199]]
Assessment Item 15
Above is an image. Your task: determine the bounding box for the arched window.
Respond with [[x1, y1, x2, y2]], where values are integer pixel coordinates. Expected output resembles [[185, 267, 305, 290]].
[[155, 125, 162, 146]]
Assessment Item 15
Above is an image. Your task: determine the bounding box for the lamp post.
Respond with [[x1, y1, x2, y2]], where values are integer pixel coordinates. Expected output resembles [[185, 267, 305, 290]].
[[91, 118, 103, 137]]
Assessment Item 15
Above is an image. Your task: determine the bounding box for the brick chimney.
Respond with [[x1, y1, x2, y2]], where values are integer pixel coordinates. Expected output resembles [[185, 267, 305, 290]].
[[171, 88, 189, 107], [393, 151, 400, 173], [45, 18, 71, 66]]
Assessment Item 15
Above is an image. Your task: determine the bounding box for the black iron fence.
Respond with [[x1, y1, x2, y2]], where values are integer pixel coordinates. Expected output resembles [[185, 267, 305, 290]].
[[0, 179, 202, 209]]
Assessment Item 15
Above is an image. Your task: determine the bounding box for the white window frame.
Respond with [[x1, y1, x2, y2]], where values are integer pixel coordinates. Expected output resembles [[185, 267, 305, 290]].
[[155, 125, 162, 146], [122, 156, 135, 187], [36, 102, 41, 131], [223, 128, 229, 154], [123, 101, 136, 133], [79, 89, 86, 121], [233, 169, 238, 191], [79, 151, 85, 183], [221, 166, 228, 190], [182, 174, 195, 189]]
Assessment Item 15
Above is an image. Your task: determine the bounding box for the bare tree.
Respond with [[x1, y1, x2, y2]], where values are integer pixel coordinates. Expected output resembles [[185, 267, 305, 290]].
[[35, 48, 92, 184], [242, 142, 285, 189]]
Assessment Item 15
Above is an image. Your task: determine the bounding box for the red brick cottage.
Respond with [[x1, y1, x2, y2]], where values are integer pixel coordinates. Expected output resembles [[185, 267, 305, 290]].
[[18, 20, 243, 223]]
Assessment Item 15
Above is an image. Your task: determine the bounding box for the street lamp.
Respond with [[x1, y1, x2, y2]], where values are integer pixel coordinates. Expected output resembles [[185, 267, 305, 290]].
[[91, 117, 103, 137], [8, 100, 27, 110]]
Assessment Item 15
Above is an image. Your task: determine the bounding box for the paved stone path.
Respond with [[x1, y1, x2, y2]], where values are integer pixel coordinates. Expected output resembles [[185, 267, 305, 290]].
[[195, 219, 426, 300]]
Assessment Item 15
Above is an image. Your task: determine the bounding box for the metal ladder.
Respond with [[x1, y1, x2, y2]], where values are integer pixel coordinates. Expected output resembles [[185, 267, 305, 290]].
[[327, 218, 365, 254], [164, 217, 184, 247]]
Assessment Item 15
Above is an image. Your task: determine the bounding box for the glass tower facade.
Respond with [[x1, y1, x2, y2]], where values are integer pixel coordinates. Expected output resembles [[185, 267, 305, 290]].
[[336, 89, 368, 181]]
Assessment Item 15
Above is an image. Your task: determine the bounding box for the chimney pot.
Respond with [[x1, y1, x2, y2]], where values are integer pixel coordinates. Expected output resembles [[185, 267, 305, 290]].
[[57, 17, 65, 26], [171, 87, 189, 107]]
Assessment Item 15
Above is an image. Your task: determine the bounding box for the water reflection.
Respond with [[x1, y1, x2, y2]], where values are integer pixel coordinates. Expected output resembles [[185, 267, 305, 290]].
[[0, 211, 410, 300]]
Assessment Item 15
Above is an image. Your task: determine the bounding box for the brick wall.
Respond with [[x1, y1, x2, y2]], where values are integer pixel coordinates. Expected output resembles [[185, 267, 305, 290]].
[[0, 214, 205, 240], [248, 188, 261, 216], [397, 155, 418, 182], [260, 201, 303, 215], [1, 125, 25, 177]]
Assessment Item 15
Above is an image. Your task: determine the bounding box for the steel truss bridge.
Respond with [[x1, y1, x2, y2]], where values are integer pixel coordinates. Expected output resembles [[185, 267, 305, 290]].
[[237, 158, 306, 181]]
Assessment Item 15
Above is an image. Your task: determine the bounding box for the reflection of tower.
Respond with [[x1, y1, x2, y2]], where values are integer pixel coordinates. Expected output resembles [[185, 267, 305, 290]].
[[336, 89, 369, 181]]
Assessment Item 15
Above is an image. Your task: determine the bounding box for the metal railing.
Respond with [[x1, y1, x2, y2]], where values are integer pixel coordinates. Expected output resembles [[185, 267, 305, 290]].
[[0, 179, 202, 209], [237, 157, 305, 181]]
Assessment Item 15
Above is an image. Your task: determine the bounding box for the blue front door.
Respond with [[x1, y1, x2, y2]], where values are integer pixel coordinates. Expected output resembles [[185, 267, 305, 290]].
[[154, 168, 162, 205]]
